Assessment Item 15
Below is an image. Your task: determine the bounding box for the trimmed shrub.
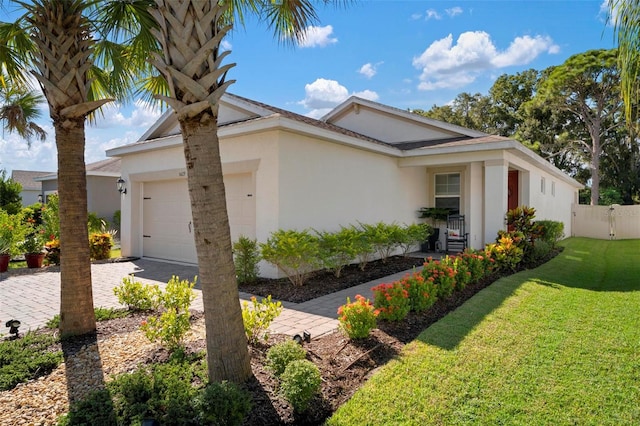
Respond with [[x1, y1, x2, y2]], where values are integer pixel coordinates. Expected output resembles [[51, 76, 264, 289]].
[[421, 257, 457, 298], [399, 272, 437, 312], [536, 220, 564, 246], [114, 275, 160, 311], [233, 236, 261, 284], [280, 360, 322, 413], [266, 340, 307, 378], [371, 281, 411, 321], [350, 225, 375, 271], [398, 223, 432, 256], [195, 381, 252, 426], [337, 295, 378, 339], [89, 232, 112, 260], [260, 229, 321, 286], [358, 222, 404, 262], [315, 228, 359, 278], [242, 295, 283, 344], [531, 240, 553, 263]]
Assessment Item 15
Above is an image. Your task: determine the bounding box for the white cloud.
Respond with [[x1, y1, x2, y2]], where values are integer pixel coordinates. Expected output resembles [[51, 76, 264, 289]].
[[410, 13, 422, 21], [0, 124, 57, 173], [425, 9, 441, 20], [413, 31, 559, 91], [94, 100, 162, 129], [446, 7, 463, 17], [298, 25, 338, 48], [358, 62, 383, 79], [299, 78, 379, 118]]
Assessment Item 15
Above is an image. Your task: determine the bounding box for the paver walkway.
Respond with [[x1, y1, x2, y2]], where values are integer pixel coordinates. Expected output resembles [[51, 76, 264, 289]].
[[0, 257, 431, 339]]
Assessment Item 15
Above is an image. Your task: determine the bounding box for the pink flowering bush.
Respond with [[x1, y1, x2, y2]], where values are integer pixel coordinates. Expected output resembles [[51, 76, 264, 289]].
[[371, 282, 410, 321], [337, 295, 378, 339]]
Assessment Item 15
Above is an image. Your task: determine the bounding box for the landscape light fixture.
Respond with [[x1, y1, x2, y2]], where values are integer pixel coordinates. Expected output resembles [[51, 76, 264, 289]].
[[37, 194, 43, 203], [292, 330, 311, 345], [117, 177, 127, 195], [5, 319, 20, 339]]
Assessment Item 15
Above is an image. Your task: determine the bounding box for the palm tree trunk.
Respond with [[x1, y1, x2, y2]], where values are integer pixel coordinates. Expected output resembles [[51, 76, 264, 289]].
[[181, 117, 251, 382], [56, 123, 95, 335]]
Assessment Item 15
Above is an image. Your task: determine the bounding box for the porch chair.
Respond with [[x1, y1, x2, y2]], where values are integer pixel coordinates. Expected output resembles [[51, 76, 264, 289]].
[[445, 214, 469, 254]]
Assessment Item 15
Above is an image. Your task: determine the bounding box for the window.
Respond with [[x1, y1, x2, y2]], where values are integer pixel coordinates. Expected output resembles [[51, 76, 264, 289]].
[[435, 173, 460, 214], [541, 177, 546, 194], [551, 181, 556, 197]]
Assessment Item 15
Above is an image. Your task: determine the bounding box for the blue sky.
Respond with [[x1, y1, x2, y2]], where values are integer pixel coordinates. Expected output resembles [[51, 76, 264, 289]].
[[1, 1, 617, 175]]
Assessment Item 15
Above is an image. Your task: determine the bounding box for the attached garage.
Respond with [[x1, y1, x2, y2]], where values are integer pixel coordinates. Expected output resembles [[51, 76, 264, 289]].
[[141, 174, 255, 264]]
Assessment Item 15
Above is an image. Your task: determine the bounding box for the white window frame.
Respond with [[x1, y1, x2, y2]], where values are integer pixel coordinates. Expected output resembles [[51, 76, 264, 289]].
[[541, 177, 546, 194], [435, 173, 461, 214]]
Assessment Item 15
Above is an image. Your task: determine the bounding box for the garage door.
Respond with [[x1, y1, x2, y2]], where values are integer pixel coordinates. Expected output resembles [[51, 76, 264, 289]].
[[142, 174, 255, 263]]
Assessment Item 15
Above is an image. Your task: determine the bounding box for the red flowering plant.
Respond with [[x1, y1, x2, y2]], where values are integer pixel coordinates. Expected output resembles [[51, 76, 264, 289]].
[[452, 256, 472, 290], [337, 295, 378, 339], [460, 249, 488, 284], [421, 257, 457, 299], [399, 271, 437, 313], [371, 282, 410, 321]]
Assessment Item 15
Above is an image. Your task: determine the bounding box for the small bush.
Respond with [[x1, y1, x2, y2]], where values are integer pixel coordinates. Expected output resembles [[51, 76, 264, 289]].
[[0, 332, 62, 391], [486, 235, 524, 272], [260, 229, 321, 286], [195, 381, 252, 426], [350, 225, 375, 271], [337, 295, 378, 339], [141, 276, 196, 352], [398, 223, 432, 256], [421, 257, 457, 298], [372, 281, 411, 321], [399, 272, 437, 312], [280, 359, 322, 413], [44, 238, 60, 265], [89, 232, 113, 260], [358, 222, 404, 262], [233, 236, 261, 284], [460, 249, 491, 284], [536, 220, 564, 246], [242, 295, 283, 344], [114, 275, 160, 311], [58, 389, 116, 425], [87, 212, 108, 234], [531, 240, 553, 263], [266, 340, 307, 378], [315, 228, 359, 278]]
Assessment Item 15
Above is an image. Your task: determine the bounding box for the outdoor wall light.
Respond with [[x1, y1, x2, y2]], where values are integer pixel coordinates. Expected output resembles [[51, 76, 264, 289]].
[[37, 194, 43, 203], [5, 319, 20, 339], [117, 177, 127, 195]]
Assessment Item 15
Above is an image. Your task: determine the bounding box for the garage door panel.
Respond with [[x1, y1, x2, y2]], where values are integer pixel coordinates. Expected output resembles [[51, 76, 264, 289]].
[[142, 174, 255, 263]]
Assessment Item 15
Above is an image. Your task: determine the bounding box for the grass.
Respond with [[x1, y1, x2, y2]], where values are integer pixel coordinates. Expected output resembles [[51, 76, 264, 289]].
[[328, 238, 640, 425]]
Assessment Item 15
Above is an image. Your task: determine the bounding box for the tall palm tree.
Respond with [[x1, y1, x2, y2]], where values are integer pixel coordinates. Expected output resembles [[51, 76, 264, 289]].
[[1, 0, 155, 336], [146, 0, 339, 382], [609, 0, 640, 128]]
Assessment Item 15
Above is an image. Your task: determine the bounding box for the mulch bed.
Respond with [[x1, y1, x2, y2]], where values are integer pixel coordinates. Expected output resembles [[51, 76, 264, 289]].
[[18, 251, 559, 425]]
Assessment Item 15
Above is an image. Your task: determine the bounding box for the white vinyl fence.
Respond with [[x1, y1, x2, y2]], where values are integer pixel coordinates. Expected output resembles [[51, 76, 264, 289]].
[[572, 204, 640, 240]]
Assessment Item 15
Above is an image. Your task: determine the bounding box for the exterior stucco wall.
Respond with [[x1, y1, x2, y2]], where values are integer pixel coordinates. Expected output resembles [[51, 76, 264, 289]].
[[86, 176, 121, 226], [506, 153, 578, 238], [20, 189, 41, 206], [276, 132, 427, 233]]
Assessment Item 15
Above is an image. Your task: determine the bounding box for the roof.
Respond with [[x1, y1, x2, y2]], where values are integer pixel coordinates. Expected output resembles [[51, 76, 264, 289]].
[[35, 158, 121, 181], [10, 170, 52, 190]]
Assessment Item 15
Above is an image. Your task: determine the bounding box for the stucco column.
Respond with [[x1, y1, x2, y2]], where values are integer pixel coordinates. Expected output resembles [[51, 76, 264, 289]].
[[484, 159, 509, 244], [467, 162, 483, 249]]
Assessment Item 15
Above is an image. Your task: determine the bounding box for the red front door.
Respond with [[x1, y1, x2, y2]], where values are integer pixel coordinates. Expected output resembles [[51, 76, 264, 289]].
[[508, 170, 519, 212]]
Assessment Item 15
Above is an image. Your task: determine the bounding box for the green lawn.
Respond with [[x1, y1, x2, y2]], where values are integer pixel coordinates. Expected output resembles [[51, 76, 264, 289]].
[[329, 238, 640, 425]]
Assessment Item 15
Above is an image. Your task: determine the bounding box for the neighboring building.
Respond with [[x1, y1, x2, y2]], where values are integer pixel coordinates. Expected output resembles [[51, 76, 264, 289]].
[[107, 94, 582, 278], [10, 170, 52, 206], [35, 158, 122, 226]]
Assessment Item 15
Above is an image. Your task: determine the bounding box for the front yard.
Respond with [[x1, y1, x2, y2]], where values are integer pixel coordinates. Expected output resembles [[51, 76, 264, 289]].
[[328, 238, 640, 425]]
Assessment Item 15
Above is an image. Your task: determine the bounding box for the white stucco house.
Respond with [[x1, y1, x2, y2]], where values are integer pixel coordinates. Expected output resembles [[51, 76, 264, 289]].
[[106, 94, 582, 278]]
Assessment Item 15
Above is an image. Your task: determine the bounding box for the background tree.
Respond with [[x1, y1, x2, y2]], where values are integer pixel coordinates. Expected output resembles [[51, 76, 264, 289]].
[[0, 169, 22, 214], [534, 49, 622, 205]]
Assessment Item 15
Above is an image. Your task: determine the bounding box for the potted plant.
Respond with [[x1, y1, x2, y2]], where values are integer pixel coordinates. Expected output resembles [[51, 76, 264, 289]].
[[20, 227, 46, 268], [0, 211, 29, 272], [417, 207, 450, 251]]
